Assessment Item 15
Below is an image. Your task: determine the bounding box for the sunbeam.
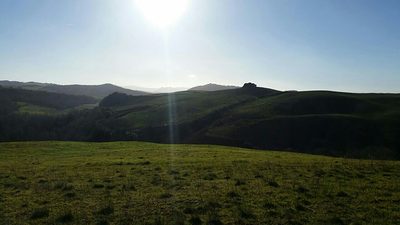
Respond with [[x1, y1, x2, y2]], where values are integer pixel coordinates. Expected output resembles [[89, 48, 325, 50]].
[[135, 0, 190, 29]]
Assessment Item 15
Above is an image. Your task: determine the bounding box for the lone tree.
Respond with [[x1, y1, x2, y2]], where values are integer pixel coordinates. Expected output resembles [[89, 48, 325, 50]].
[[242, 82, 257, 89]]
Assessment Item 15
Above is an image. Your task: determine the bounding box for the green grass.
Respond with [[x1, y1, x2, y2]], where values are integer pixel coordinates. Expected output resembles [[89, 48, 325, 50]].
[[105, 89, 400, 127], [96, 88, 400, 159], [16, 102, 98, 115], [0, 141, 399, 224], [17, 102, 60, 115], [111, 89, 261, 128]]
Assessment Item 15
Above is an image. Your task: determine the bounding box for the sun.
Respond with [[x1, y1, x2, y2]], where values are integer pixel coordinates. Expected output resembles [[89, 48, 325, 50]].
[[135, 0, 189, 29]]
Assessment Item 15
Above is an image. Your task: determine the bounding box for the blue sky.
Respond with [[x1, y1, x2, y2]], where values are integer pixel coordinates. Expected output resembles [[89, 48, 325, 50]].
[[0, 0, 399, 92]]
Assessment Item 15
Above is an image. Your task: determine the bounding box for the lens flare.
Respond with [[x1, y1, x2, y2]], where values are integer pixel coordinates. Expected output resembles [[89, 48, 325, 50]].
[[135, 0, 189, 29]]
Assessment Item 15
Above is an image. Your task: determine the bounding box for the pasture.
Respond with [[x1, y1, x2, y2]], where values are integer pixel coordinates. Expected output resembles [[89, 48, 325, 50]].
[[0, 142, 399, 224]]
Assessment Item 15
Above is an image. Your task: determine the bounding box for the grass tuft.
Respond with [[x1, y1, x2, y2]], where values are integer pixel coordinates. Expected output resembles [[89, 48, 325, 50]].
[[55, 211, 74, 223], [203, 173, 217, 181], [30, 208, 49, 219], [189, 215, 202, 225], [98, 206, 114, 215], [159, 192, 173, 199]]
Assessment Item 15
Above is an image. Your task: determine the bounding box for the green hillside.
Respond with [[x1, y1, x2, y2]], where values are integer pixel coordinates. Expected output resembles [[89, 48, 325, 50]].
[[0, 141, 399, 225], [99, 86, 279, 128], [98, 86, 400, 159], [1, 84, 399, 159], [0, 87, 97, 113], [200, 91, 400, 158]]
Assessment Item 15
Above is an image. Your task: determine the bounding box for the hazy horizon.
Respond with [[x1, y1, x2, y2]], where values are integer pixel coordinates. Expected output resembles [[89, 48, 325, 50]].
[[1, 0, 400, 93], [3, 79, 400, 94]]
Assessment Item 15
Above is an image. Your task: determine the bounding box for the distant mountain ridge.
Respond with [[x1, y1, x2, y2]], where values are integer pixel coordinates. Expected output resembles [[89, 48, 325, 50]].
[[0, 80, 148, 99], [189, 83, 239, 91], [126, 83, 239, 93], [125, 86, 188, 93]]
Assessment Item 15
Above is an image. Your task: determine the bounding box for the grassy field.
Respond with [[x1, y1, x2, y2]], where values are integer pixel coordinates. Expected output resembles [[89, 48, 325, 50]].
[[16, 102, 98, 115], [0, 142, 399, 225]]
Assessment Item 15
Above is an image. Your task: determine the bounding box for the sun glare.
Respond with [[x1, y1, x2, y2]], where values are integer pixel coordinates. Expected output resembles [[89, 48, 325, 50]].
[[135, 0, 189, 29]]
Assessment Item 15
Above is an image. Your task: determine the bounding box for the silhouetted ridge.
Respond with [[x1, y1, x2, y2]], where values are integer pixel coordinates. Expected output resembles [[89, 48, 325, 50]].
[[0, 80, 148, 99], [0, 87, 97, 110]]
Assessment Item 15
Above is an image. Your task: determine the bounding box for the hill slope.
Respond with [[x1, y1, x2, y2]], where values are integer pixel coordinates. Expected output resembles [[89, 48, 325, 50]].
[[198, 91, 400, 158], [0, 87, 97, 113], [0, 141, 399, 224], [1, 83, 400, 159], [0, 80, 148, 99], [96, 87, 400, 159]]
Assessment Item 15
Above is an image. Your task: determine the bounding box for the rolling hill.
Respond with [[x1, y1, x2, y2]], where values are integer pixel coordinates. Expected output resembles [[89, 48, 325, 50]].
[[0, 87, 97, 113], [1, 82, 399, 159], [0, 80, 148, 99], [97, 84, 400, 159]]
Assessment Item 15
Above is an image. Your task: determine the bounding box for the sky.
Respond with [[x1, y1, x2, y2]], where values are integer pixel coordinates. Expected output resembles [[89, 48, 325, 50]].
[[0, 0, 399, 92]]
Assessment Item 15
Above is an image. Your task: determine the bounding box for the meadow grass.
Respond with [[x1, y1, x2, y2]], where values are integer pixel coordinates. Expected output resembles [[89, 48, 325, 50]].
[[0, 141, 399, 224]]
